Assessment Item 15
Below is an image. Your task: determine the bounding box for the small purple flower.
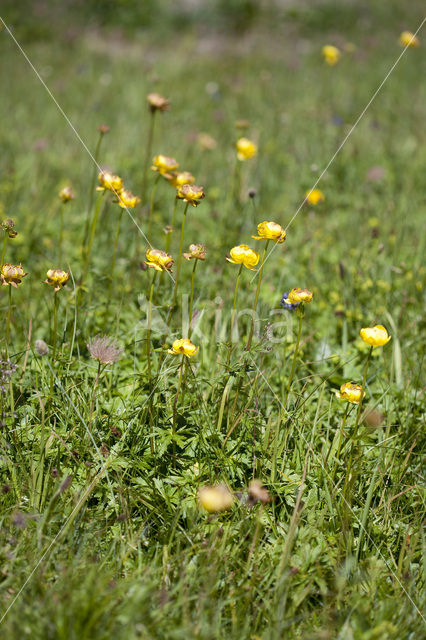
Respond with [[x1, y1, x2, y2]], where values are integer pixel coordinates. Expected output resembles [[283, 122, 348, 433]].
[[280, 292, 299, 312]]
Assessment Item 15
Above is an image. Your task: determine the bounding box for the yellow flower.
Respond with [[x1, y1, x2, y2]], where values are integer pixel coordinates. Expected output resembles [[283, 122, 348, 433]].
[[97, 172, 123, 194], [44, 268, 70, 292], [198, 484, 234, 513], [236, 137, 257, 161], [115, 189, 141, 209], [58, 186, 75, 203], [252, 221, 286, 244], [305, 189, 325, 205], [147, 92, 170, 112], [166, 171, 195, 188], [183, 243, 206, 261], [145, 248, 174, 272], [176, 184, 205, 207], [151, 155, 179, 175], [399, 31, 419, 48], [337, 382, 365, 404], [1, 263, 28, 288], [284, 288, 313, 304], [360, 325, 391, 347], [168, 338, 199, 357], [226, 244, 259, 270], [322, 45, 341, 66]]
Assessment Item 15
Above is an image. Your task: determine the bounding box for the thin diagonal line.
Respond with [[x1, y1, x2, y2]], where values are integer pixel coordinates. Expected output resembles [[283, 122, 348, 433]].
[[246, 353, 425, 622], [0, 16, 175, 284], [251, 19, 425, 283]]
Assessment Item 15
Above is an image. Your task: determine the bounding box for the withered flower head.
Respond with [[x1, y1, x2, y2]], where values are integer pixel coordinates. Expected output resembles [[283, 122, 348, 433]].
[[183, 243, 206, 261], [1, 219, 17, 238], [44, 268, 70, 292], [59, 186, 75, 203], [147, 93, 170, 113], [1, 263, 28, 288], [87, 335, 123, 365], [35, 339, 49, 356], [176, 184, 205, 207], [248, 479, 271, 506], [97, 124, 110, 134], [197, 132, 217, 150]]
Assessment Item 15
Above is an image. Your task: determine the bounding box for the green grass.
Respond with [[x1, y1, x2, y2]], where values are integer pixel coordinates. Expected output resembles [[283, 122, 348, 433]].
[[0, 2, 425, 638]]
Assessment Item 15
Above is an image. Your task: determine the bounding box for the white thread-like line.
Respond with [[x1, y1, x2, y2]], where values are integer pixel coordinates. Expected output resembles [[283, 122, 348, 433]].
[[0, 16, 175, 284], [251, 20, 425, 283]]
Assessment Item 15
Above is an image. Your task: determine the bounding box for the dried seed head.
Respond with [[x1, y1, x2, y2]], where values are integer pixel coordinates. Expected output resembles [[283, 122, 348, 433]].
[[87, 336, 123, 365], [35, 339, 49, 356]]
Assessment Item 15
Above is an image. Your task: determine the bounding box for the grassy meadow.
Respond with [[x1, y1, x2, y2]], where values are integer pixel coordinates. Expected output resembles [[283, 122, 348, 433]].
[[0, 1, 425, 638]]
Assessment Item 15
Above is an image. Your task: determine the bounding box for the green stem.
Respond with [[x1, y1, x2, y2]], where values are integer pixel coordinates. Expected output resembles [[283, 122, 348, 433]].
[[342, 346, 373, 502], [5, 285, 12, 357], [104, 211, 123, 325], [148, 173, 160, 244], [59, 202, 65, 263], [331, 403, 350, 482], [172, 354, 185, 465], [226, 263, 244, 367], [188, 259, 198, 339], [81, 191, 104, 287], [1, 234, 8, 267], [147, 271, 158, 455], [283, 312, 303, 410], [83, 130, 104, 248], [142, 111, 156, 205], [246, 239, 270, 351], [165, 197, 178, 255], [52, 292, 59, 361], [167, 202, 189, 327], [88, 361, 102, 434]]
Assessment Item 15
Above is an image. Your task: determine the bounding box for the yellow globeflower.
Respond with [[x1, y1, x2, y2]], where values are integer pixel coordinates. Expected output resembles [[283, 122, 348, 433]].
[[145, 248, 174, 273], [176, 184, 205, 207], [305, 188, 325, 205], [166, 171, 195, 188], [360, 325, 391, 347], [252, 221, 286, 244], [399, 31, 419, 48], [284, 288, 313, 304], [322, 45, 341, 66], [168, 338, 199, 357], [147, 92, 170, 113], [226, 245, 259, 271], [59, 186, 75, 203], [151, 155, 179, 175], [97, 172, 123, 194], [337, 382, 365, 404], [183, 243, 206, 261], [116, 189, 141, 209], [1, 263, 28, 288], [44, 268, 70, 292], [236, 137, 257, 161], [198, 485, 234, 513]]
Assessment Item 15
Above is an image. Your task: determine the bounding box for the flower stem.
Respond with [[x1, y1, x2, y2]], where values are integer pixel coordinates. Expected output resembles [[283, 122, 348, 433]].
[[188, 259, 198, 339], [52, 291, 59, 361], [104, 211, 123, 326], [331, 403, 350, 482], [282, 311, 303, 410], [147, 271, 158, 455], [148, 173, 160, 244], [5, 285, 12, 357], [142, 110, 156, 205], [342, 346, 373, 502], [226, 263, 243, 367], [59, 202, 65, 263], [1, 234, 8, 267], [246, 239, 270, 351], [167, 202, 189, 327], [165, 197, 178, 254], [88, 361, 102, 434], [172, 354, 185, 465], [81, 191, 104, 287], [83, 129, 104, 248]]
